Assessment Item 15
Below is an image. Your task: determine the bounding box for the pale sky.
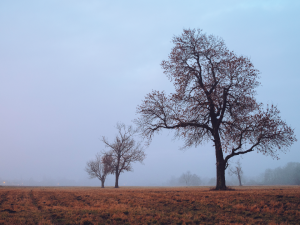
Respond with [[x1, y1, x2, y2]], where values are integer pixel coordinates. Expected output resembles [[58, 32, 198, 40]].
[[0, 0, 299, 186]]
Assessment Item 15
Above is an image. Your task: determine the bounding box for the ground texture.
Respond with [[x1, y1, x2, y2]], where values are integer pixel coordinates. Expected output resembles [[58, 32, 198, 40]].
[[0, 186, 299, 224]]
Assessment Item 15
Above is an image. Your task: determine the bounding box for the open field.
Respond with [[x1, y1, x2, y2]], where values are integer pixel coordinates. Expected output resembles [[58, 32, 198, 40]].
[[0, 186, 299, 224]]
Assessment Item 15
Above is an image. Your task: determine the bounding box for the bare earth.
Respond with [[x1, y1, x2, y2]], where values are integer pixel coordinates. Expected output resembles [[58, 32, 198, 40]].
[[0, 186, 299, 224]]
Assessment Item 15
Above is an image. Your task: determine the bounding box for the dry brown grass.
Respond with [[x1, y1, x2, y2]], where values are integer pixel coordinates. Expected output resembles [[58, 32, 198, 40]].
[[0, 185, 299, 224]]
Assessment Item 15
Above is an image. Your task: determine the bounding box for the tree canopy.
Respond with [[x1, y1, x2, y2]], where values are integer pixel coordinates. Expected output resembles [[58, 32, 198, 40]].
[[136, 29, 296, 190]]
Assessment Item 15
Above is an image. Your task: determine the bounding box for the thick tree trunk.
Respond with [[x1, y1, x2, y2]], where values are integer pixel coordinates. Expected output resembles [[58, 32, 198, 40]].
[[101, 179, 104, 188], [214, 137, 227, 190], [115, 173, 119, 188]]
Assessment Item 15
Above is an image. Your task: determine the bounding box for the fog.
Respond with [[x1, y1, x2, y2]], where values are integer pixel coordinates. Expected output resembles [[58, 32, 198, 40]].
[[0, 0, 299, 187]]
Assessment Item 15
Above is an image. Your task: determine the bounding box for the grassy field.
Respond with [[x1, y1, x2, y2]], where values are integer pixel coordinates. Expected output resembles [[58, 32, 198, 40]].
[[0, 186, 299, 224]]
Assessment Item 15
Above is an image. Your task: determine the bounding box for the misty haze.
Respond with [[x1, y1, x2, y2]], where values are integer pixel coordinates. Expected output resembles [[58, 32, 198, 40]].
[[1, 0, 299, 188], [0, 1, 300, 224]]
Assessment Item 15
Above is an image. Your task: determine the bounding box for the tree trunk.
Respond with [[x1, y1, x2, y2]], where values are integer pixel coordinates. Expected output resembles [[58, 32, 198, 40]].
[[215, 138, 227, 190], [101, 179, 104, 188], [115, 173, 119, 188], [238, 173, 242, 186]]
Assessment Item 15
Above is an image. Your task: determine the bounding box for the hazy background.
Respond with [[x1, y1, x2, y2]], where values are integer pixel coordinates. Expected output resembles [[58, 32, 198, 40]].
[[1, 0, 299, 186]]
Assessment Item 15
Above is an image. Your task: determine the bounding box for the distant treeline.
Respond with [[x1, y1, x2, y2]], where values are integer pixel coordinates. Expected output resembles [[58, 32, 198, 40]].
[[262, 162, 300, 185], [168, 162, 300, 186], [1, 162, 299, 187]]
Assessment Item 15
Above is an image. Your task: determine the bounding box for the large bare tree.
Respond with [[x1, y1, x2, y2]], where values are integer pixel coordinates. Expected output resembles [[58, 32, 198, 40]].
[[85, 153, 113, 188], [102, 123, 146, 188], [135, 29, 297, 190]]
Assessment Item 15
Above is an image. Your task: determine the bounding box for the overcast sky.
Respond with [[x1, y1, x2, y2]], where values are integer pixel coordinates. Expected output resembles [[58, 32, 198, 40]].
[[1, 0, 299, 186]]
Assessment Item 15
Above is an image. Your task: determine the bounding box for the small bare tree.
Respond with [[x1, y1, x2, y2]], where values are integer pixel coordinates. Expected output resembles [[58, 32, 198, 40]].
[[102, 123, 146, 188], [228, 159, 243, 186], [179, 171, 202, 186], [85, 153, 113, 188], [179, 171, 193, 186], [190, 174, 202, 186]]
